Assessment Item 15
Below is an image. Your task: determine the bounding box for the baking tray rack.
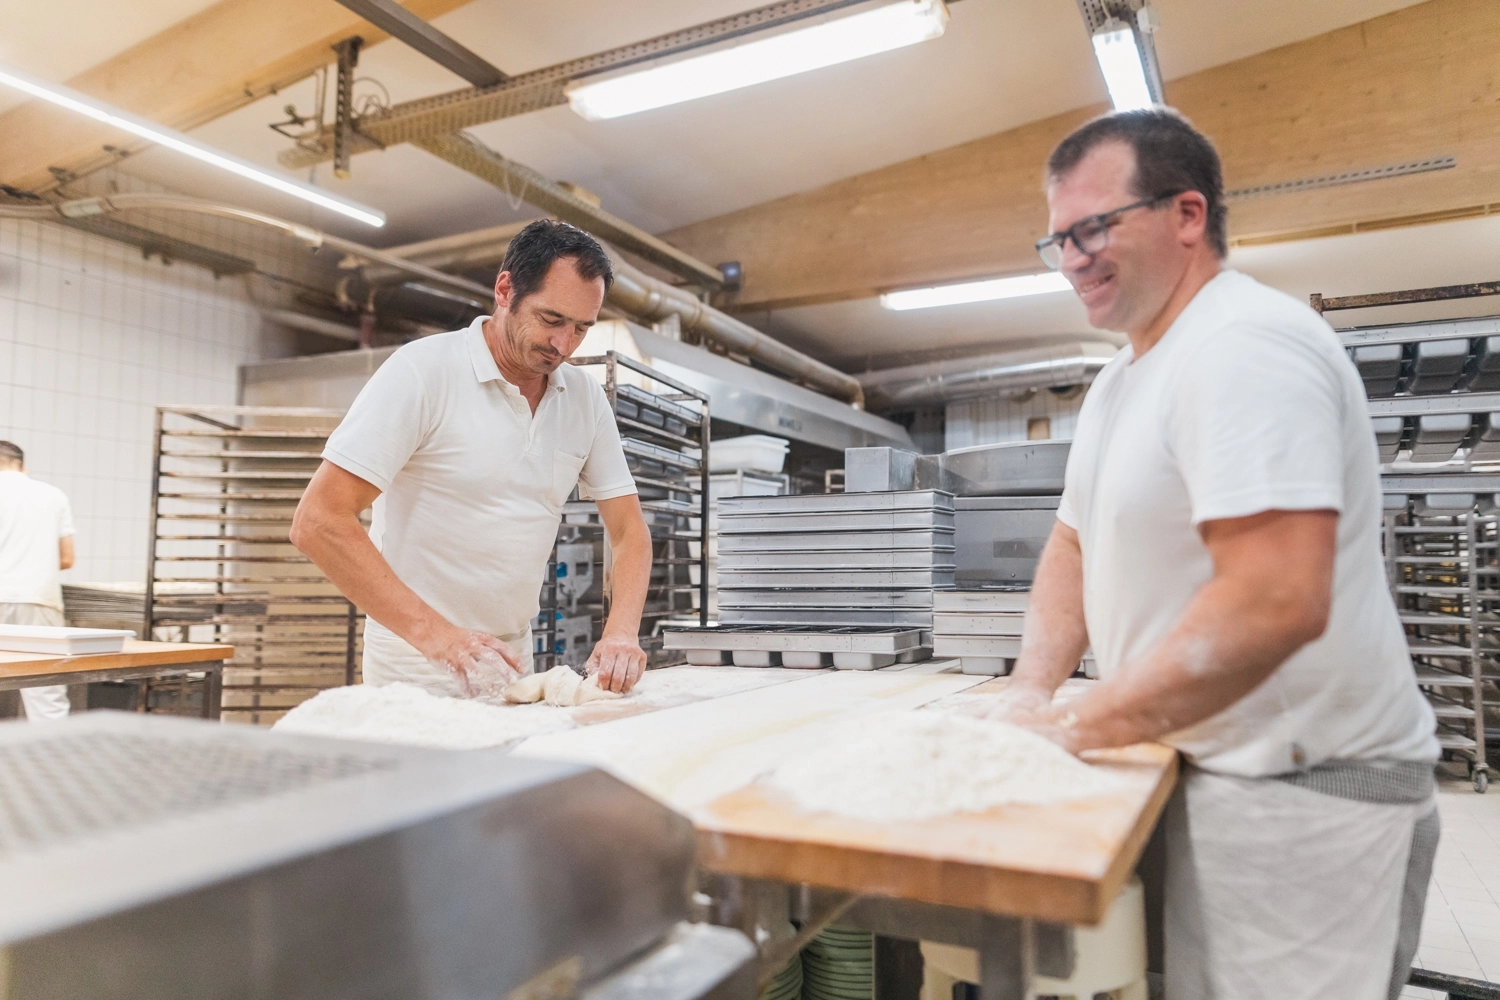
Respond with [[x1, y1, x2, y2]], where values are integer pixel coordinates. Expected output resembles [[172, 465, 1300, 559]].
[[716, 589, 940, 609], [718, 549, 956, 571], [717, 569, 956, 589], [663, 624, 926, 669], [717, 509, 955, 533], [717, 530, 955, 553]]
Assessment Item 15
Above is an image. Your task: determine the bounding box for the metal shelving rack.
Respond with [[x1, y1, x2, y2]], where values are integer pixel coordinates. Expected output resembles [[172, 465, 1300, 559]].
[[146, 405, 360, 725], [534, 353, 709, 671], [1318, 280, 1500, 791], [1384, 508, 1490, 790]]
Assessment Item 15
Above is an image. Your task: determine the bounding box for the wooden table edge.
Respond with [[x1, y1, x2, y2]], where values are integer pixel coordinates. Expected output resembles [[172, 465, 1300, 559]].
[[694, 745, 1181, 927]]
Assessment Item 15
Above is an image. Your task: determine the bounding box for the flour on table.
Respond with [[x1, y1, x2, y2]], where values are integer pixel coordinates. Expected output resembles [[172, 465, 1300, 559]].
[[627, 666, 794, 706], [766, 710, 1121, 821], [274, 682, 576, 750]]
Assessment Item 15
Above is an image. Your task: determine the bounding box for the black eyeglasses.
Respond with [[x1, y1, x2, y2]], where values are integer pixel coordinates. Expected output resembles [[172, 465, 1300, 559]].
[[1034, 190, 1186, 270]]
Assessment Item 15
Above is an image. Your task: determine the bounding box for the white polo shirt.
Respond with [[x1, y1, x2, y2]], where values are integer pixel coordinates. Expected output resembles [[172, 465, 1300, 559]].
[[0, 471, 75, 611], [324, 317, 636, 677], [1058, 270, 1437, 777]]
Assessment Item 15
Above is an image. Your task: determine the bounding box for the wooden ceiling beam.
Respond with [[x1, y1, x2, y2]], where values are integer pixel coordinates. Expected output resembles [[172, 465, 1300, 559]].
[[0, 0, 476, 194], [662, 0, 1500, 312]]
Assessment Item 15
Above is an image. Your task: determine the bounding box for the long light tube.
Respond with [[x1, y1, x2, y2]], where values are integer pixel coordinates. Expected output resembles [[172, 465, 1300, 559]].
[[0, 64, 386, 228], [880, 272, 1073, 311], [1091, 20, 1154, 112], [566, 0, 949, 121]]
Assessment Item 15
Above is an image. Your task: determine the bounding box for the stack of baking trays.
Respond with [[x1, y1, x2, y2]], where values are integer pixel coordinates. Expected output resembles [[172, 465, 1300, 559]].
[[662, 490, 955, 668], [932, 588, 1098, 677]]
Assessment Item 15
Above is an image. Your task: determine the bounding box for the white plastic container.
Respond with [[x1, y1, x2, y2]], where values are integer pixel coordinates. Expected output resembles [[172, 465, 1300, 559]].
[[0, 625, 135, 655], [709, 435, 790, 474]]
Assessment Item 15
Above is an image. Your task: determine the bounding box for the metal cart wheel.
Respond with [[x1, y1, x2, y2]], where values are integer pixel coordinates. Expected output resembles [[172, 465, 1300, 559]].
[[1475, 767, 1489, 794]]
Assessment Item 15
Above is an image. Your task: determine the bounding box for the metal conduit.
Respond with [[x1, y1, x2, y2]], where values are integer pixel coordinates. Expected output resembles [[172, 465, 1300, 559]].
[[606, 256, 865, 408], [857, 341, 1123, 410], [0, 194, 494, 301]]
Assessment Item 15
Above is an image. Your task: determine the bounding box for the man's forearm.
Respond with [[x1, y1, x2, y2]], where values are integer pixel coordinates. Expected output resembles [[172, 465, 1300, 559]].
[[293, 510, 447, 647], [1008, 525, 1091, 698], [1057, 575, 1318, 753], [601, 523, 651, 639]]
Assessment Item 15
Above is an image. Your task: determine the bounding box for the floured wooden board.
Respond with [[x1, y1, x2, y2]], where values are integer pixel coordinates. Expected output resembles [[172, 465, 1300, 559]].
[[518, 673, 1177, 926]]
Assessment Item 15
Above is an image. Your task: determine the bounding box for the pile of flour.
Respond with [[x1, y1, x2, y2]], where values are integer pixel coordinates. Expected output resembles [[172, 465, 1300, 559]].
[[274, 682, 577, 750], [766, 710, 1121, 822]]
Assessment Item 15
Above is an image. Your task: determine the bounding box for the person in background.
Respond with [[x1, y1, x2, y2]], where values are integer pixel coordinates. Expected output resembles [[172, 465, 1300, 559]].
[[0, 440, 77, 720], [993, 109, 1439, 999]]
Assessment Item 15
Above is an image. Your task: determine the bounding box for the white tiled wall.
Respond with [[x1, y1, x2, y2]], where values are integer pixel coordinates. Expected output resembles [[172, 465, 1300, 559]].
[[945, 389, 1086, 451], [0, 217, 282, 585]]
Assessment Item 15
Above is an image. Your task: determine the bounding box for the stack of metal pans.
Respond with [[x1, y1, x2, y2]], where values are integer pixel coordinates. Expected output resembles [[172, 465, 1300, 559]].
[[800, 927, 874, 1000], [757, 951, 803, 1000], [662, 624, 926, 669], [715, 491, 955, 628], [931, 589, 1028, 675]]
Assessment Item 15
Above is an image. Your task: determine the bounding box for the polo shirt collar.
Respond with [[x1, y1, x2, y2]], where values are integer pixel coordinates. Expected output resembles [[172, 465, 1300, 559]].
[[465, 316, 568, 394]]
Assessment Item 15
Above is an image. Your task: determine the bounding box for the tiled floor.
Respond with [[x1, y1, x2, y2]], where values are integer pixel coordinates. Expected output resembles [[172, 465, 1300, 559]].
[[1401, 774, 1500, 998]]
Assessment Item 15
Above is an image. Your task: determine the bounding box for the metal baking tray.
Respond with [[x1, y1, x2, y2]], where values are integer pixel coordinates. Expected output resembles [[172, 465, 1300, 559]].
[[717, 569, 956, 589], [933, 635, 1023, 657], [932, 589, 1030, 613], [717, 588, 939, 608], [662, 624, 924, 653], [617, 384, 701, 426], [717, 490, 954, 515], [931, 611, 1025, 636], [717, 529, 955, 553], [960, 657, 1013, 676], [717, 510, 956, 533], [719, 608, 934, 627], [718, 548, 956, 570]]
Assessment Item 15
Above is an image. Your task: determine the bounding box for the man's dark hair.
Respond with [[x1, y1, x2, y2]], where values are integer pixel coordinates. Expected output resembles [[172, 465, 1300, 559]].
[[1046, 108, 1228, 258], [0, 441, 22, 466], [500, 219, 614, 307]]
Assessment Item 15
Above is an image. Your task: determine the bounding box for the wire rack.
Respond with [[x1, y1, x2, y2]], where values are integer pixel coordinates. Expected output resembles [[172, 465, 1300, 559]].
[[534, 353, 709, 671], [146, 405, 360, 725]]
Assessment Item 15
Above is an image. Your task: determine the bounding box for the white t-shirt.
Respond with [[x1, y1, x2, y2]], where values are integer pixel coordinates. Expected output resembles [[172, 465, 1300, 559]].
[[0, 471, 75, 611], [1057, 270, 1438, 777], [323, 317, 637, 661]]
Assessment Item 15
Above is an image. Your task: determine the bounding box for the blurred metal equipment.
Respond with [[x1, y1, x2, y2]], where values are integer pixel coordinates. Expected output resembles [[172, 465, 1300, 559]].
[[845, 447, 917, 493], [915, 440, 1071, 497], [856, 341, 1120, 410], [0, 713, 753, 1000]]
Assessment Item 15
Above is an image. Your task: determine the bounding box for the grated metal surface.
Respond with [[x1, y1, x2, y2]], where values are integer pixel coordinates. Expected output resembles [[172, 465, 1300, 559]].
[[0, 732, 396, 857]]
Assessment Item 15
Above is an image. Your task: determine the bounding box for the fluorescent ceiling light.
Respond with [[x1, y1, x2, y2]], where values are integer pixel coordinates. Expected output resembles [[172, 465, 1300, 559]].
[[0, 64, 386, 228], [880, 272, 1074, 311], [1091, 20, 1154, 112], [566, 0, 949, 121]]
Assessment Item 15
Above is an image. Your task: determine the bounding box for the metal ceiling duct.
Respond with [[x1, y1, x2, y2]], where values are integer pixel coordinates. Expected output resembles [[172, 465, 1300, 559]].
[[368, 226, 868, 407], [606, 256, 866, 408], [857, 341, 1123, 410]]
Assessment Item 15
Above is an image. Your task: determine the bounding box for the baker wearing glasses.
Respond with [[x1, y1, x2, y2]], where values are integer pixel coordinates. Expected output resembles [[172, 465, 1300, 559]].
[[989, 108, 1438, 998]]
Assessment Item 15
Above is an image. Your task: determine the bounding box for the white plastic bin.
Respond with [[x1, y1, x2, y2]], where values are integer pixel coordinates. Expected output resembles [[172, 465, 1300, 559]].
[[710, 435, 790, 473]]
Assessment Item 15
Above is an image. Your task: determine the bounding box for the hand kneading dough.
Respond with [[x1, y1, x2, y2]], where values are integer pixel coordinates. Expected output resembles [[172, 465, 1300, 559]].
[[503, 665, 622, 707]]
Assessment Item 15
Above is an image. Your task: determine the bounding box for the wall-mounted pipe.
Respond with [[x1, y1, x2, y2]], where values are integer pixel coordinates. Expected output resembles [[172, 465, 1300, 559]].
[[261, 309, 363, 343], [368, 226, 867, 407], [857, 341, 1122, 410], [605, 256, 865, 408], [0, 194, 494, 302]]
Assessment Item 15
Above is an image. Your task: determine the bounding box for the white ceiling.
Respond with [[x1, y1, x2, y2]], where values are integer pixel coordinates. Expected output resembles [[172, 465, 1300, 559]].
[[7, 0, 1458, 368]]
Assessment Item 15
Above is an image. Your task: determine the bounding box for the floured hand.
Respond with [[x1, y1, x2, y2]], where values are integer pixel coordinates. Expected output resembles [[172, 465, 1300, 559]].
[[421, 626, 523, 697], [586, 633, 646, 693], [503, 665, 624, 707]]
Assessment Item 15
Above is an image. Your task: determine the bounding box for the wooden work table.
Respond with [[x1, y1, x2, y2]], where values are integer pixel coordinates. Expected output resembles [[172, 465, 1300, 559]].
[[0, 640, 234, 719], [516, 669, 1178, 999]]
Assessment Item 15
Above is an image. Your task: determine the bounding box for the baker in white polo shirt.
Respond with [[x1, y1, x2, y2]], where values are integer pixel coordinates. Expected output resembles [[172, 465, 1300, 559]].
[[292, 221, 651, 696], [990, 110, 1439, 999], [0, 440, 77, 720]]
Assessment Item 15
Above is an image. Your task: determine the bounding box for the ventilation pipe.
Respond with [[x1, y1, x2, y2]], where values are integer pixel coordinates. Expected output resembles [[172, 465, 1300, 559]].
[[857, 341, 1123, 410], [0, 194, 494, 302], [605, 257, 865, 408]]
